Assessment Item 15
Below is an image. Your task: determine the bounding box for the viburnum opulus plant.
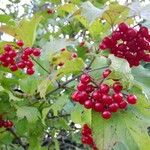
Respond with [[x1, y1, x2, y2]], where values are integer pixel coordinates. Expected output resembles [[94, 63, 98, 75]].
[[0, 1, 150, 150]]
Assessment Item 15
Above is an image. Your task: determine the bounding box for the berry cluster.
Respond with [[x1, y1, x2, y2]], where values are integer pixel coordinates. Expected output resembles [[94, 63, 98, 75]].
[[71, 69, 137, 119], [0, 40, 41, 75], [0, 116, 13, 129], [81, 124, 98, 150], [99, 23, 150, 67]]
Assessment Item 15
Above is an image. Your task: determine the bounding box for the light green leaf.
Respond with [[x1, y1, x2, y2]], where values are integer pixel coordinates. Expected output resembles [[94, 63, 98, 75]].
[[58, 3, 78, 13], [57, 58, 85, 77], [19, 76, 38, 95], [17, 106, 41, 123], [0, 15, 42, 46], [0, 14, 15, 25]]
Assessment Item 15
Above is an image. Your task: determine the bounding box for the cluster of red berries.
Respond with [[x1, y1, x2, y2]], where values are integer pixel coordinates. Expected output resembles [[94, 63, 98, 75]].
[[71, 69, 137, 119], [81, 124, 98, 150], [58, 48, 78, 67], [0, 116, 13, 129], [99, 22, 150, 67], [0, 40, 41, 75]]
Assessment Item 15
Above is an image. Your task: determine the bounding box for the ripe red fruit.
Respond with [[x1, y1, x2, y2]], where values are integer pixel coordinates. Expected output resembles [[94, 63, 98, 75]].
[[118, 22, 128, 32], [21, 54, 29, 61], [102, 95, 113, 105], [119, 100, 128, 109], [139, 26, 148, 37], [102, 111, 111, 119], [113, 93, 123, 103], [10, 65, 18, 71], [82, 124, 92, 135], [0, 54, 6, 62], [102, 69, 111, 78], [77, 82, 87, 91], [72, 53, 78, 58], [102, 37, 115, 48], [6, 57, 14, 64], [112, 31, 121, 40], [80, 74, 91, 84], [99, 84, 110, 94], [86, 85, 94, 93], [61, 48, 66, 52], [33, 48, 41, 57], [17, 61, 26, 69], [92, 90, 102, 102], [127, 95, 137, 104], [113, 82, 123, 93], [17, 40, 24, 47], [80, 41, 85, 47], [2, 62, 9, 67], [71, 91, 81, 102], [99, 42, 107, 50], [109, 103, 119, 112], [24, 48, 33, 55], [7, 50, 17, 58], [126, 28, 137, 38], [6, 120, 13, 128], [26, 68, 35, 75], [94, 103, 104, 112], [84, 100, 93, 109], [25, 60, 34, 68], [4, 44, 12, 51]]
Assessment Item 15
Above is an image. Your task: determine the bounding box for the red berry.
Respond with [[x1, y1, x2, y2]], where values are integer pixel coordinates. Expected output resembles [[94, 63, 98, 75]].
[[139, 26, 149, 37], [80, 74, 91, 84], [58, 62, 64, 67], [82, 124, 92, 135], [92, 90, 102, 102], [24, 48, 33, 55], [84, 100, 93, 109], [99, 42, 107, 50], [25, 60, 34, 68], [21, 54, 29, 61], [4, 44, 12, 51], [102, 69, 111, 78], [80, 41, 85, 47], [113, 82, 123, 93], [109, 103, 119, 112], [6, 120, 13, 128], [102, 111, 111, 119], [127, 95, 137, 104], [102, 37, 115, 48], [26, 68, 35, 75], [77, 82, 87, 91], [17, 61, 26, 69], [7, 50, 17, 58], [33, 48, 41, 57], [2, 61, 9, 67], [113, 93, 123, 103], [17, 40, 24, 47], [6, 57, 14, 64], [10, 65, 18, 71], [72, 52, 78, 58], [119, 100, 128, 109], [99, 84, 110, 94], [61, 48, 66, 52], [94, 103, 104, 112], [86, 85, 94, 93], [79, 91, 88, 104], [118, 22, 128, 32], [102, 95, 113, 105], [126, 28, 137, 38], [112, 31, 121, 40], [71, 91, 81, 102]]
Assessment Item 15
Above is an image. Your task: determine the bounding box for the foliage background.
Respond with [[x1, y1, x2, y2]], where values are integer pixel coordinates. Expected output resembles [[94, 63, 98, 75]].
[[0, 0, 150, 150]]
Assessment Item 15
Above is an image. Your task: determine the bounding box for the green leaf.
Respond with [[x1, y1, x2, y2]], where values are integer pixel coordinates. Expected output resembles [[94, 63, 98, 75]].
[[0, 15, 42, 46], [17, 106, 41, 123], [57, 58, 85, 77], [19, 76, 38, 95], [0, 14, 15, 25], [109, 54, 133, 81], [58, 3, 78, 13], [37, 78, 54, 99]]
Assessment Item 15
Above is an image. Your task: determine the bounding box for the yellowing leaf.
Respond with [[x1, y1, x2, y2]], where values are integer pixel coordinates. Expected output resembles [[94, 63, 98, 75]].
[[58, 3, 78, 13], [0, 15, 42, 46]]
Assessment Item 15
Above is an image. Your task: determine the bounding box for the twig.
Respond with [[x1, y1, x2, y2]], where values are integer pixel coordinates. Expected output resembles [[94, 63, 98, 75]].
[[31, 56, 51, 74], [48, 114, 70, 119], [7, 128, 28, 150]]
